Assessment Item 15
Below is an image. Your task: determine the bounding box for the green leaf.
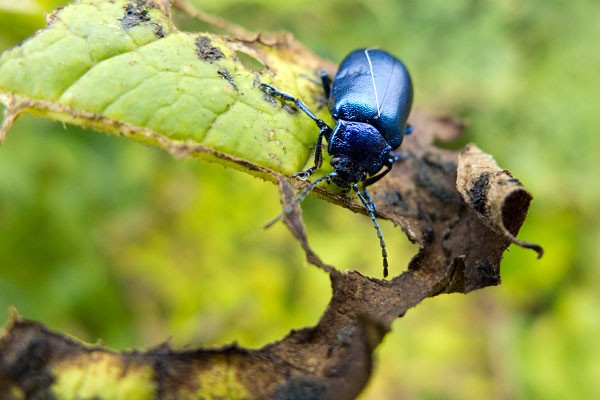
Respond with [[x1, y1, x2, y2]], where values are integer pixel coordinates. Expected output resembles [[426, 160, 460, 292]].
[[0, 0, 331, 177]]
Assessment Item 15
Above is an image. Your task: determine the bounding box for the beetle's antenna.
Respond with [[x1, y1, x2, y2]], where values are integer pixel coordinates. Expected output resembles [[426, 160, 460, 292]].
[[265, 172, 338, 229], [364, 48, 381, 118], [353, 183, 389, 277]]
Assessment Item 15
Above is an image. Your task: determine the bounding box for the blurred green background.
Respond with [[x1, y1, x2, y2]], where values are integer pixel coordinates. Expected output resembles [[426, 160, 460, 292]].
[[1, 0, 599, 398]]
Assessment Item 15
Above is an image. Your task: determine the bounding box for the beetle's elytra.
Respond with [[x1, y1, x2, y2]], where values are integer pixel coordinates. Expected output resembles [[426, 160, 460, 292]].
[[263, 48, 414, 278]]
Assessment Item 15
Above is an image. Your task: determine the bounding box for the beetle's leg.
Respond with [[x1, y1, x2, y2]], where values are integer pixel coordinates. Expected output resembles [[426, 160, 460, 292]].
[[404, 124, 414, 135], [353, 183, 389, 278], [261, 83, 334, 179], [260, 83, 331, 131], [363, 166, 392, 187], [320, 71, 331, 99], [362, 186, 376, 212], [264, 172, 337, 229], [363, 150, 412, 187], [293, 125, 331, 180]]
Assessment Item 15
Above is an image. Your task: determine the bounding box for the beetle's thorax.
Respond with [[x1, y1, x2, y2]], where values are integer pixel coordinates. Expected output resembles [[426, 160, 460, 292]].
[[328, 120, 391, 182]]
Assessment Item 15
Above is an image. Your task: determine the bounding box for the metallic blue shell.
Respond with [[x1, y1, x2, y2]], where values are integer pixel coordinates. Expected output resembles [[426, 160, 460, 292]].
[[328, 49, 413, 150]]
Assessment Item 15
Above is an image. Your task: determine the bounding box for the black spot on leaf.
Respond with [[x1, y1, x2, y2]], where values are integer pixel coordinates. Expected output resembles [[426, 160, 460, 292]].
[[476, 259, 500, 286], [217, 68, 238, 91], [195, 36, 224, 62], [151, 22, 165, 38], [469, 172, 489, 213], [119, 2, 151, 30], [273, 378, 326, 400]]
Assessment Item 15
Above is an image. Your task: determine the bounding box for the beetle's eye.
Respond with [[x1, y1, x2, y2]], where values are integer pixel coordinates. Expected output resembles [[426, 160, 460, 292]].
[[330, 157, 341, 167]]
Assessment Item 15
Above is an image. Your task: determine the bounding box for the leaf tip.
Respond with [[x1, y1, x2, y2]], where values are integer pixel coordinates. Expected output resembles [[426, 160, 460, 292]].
[[8, 306, 21, 323]]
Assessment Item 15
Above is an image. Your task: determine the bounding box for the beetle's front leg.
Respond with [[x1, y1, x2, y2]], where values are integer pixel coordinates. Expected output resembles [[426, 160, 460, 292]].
[[260, 83, 331, 131], [293, 125, 331, 180]]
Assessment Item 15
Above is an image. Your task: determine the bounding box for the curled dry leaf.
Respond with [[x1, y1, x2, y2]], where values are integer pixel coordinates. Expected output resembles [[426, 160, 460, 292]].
[[456, 144, 544, 257], [0, 0, 543, 399]]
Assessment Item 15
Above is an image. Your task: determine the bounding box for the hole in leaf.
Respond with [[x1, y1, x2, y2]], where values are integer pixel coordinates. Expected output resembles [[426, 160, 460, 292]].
[[236, 50, 266, 72]]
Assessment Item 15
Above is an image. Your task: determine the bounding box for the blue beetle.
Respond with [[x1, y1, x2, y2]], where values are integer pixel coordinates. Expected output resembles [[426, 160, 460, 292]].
[[263, 48, 413, 277]]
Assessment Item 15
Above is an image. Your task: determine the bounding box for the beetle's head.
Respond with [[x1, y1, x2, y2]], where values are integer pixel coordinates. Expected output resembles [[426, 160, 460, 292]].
[[329, 156, 367, 187]]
